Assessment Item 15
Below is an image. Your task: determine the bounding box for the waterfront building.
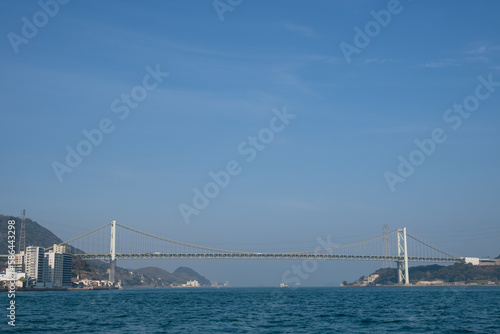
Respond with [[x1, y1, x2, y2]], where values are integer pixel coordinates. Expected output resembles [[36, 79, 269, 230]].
[[46, 252, 64, 287], [182, 280, 200, 287], [25, 246, 47, 287], [45, 244, 72, 287], [62, 252, 72, 286], [0, 271, 26, 288]]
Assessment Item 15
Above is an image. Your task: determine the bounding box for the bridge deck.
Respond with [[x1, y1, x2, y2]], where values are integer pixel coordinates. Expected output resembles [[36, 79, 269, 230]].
[[73, 253, 461, 263]]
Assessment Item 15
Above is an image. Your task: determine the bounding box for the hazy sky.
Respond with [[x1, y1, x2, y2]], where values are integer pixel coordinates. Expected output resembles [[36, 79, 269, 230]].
[[1, 0, 499, 286]]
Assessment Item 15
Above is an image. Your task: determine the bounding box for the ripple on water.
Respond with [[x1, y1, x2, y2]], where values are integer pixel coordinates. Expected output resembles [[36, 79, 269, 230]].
[[2, 287, 499, 333]]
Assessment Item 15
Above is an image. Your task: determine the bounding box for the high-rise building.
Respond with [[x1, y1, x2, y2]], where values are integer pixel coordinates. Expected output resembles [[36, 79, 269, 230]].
[[45, 244, 72, 287], [46, 252, 64, 287], [25, 246, 46, 286], [62, 253, 72, 287]]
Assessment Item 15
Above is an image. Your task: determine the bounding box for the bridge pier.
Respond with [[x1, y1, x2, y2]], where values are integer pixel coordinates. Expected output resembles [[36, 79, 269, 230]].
[[109, 220, 116, 284], [109, 259, 116, 283]]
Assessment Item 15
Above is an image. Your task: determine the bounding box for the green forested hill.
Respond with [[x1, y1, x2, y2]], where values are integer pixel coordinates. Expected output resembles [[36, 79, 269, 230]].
[[0, 214, 63, 254], [173, 266, 211, 286], [368, 263, 500, 285]]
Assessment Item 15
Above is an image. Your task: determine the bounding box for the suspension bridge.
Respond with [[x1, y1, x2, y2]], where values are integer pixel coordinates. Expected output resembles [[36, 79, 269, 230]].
[[45, 221, 464, 285]]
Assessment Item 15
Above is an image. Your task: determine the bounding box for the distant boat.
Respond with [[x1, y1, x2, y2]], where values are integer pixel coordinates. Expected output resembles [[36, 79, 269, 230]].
[[280, 282, 288, 288]]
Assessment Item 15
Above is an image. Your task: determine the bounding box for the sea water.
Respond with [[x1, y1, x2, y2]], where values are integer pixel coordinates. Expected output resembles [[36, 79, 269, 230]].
[[3, 287, 500, 333]]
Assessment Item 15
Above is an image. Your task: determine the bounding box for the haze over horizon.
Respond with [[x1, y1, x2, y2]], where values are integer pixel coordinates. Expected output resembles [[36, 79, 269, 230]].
[[1, 0, 499, 286]]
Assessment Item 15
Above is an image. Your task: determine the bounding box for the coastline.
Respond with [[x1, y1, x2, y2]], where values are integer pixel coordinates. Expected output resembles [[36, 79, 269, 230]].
[[341, 283, 500, 288], [0, 285, 230, 292], [0, 286, 118, 292]]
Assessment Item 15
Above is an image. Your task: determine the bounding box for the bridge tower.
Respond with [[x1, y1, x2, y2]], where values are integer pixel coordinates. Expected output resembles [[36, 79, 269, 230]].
[[109, 220, 116, 283], [383, 224, 390, 268], [396, 227, 409, 285]]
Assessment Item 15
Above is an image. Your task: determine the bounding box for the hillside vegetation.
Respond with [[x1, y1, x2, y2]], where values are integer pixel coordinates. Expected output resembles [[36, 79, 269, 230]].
[[367, 263, 500, 285], [0, 215, 62, 254]]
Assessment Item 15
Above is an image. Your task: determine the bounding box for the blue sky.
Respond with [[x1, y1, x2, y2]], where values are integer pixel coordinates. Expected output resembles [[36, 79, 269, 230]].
[[1, 0, 499, 286]]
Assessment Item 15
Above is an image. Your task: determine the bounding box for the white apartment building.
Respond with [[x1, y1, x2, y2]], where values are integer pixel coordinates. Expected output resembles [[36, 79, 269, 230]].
[[25, 246, 46, 287]]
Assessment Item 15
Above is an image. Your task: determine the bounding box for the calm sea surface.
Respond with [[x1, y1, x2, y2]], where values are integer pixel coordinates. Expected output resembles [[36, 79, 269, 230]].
[[3, 287, 500, 333]]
